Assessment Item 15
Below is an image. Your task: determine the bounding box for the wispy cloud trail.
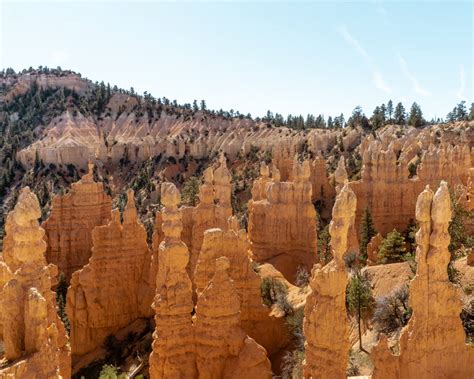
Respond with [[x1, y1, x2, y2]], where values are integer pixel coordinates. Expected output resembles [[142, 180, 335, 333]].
[[338, 25, 391, 94], [398, 55, 431, 96]]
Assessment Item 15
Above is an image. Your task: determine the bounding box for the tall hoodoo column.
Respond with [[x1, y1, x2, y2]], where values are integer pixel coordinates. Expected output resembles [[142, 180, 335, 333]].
[[149, 182, 197, 379], [371, 182, 474, 379], [193, 217, 278, 353], [195, 256, 271, 379], [302, 182, 356, 378], [0, 187, 71, 379]]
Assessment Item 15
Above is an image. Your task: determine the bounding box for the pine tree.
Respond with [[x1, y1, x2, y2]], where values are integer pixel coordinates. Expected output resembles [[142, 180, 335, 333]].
[[469, 103, 474, 121], [200, 99, 207, 111], [386, 100, 394, 123], [394, 102, 406, 125], [378, 229, 407, 263], [359, 207, 377, 263], [181, 176, 201, 206], [347, 271, 374, 353], [408, 102, 424, 127]]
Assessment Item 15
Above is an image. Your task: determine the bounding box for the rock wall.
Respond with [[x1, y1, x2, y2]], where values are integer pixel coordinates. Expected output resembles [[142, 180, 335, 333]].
[[149, 183, 197, 378], [248, 159, 317, 282], [193, 220, 283, 355], [195, 256, 272, 378], [302, 182, 356, 378], [66, 190, 152, 357], [0, 187, 70, 378], [43, 163, 112, 281], [371, 182, 474, 378], [351, 142, 472, 236]]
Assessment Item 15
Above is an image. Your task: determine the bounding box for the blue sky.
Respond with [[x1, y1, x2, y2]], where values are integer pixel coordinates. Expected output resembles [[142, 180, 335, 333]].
[[1, 1, 472, 120]]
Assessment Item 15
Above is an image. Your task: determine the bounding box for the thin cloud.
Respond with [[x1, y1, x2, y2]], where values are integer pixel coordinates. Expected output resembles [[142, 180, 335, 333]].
[[338, 24, 391, 95], [338, 25, 370, 63], [373, 71, 391, 94], [398, 55, 431, 96], [456, 64, 466, 101]]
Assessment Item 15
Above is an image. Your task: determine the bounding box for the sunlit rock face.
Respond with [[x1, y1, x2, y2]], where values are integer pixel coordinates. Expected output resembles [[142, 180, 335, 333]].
[[0, 187, 71, 379], [371, 182, 474, 379]]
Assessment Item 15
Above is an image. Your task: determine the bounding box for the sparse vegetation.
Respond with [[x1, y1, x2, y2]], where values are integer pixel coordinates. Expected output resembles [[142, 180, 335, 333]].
[[373, 285, 412, 334]]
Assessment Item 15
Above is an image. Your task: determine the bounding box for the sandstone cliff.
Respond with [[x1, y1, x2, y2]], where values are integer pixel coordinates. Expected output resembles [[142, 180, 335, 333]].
[[248, 159, 317, 282], [302, 182, 356, 378], [371, 182, 474, 378], [195, 257, 272, 379], [351, 141, 472, 235], [0, 187, 70, 378], [66, 190, 152, 357], [43, 163, 112, 281]]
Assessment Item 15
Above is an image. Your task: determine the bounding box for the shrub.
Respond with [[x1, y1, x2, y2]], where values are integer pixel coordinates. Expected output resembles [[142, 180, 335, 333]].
[[280, 350, 304, 379], [99, 364, 126, 379], [260, 277, 288, 310], [373, 285, 412, 334], [460, 300, 474, 343], [295, 266, 310, 288]]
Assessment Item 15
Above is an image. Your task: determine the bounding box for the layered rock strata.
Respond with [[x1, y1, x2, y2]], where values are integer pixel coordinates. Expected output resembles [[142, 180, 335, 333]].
[[149, 183, 197, 378], [43, 163, 112, 281], [195, 257, 272, 379], [0, 187, 70, 378], [66, 190, 152, 357], [371, 182, 474, 378], [248, 159, 317, 282], [193, 219, 280, 354], [302, 182, 356, 378], [351, 142, 472, 235]]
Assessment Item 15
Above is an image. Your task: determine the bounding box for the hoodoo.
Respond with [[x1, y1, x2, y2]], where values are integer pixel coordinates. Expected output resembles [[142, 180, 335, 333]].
[[371, 182, 474, 378], [302, 182, 356, 378], [0, 188, 70, 378]]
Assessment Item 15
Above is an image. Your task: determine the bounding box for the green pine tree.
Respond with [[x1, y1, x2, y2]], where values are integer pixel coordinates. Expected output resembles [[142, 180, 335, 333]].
[[359, 207, 377, 264], [181, 176, 201, 206], [408, 102, 425, 127], [378, 229, 407, 263], [347, 271, 374, 353], [394, 102, 406, 125]]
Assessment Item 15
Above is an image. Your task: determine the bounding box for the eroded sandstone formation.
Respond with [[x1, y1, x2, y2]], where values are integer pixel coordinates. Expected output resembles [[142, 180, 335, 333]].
[[187, 158, 233, 280], [195, 257, 272, 378], [67, 190, 152, 357], [43, 163, 112, 281], [193, 219, 282, 355], [367, 233, 383, 266], [371, 182, 474, 378], [302, 182, 356, 378], [149, 183, 197, 378], [249, 158, 317, 282], [351, 142, 472, 235], [0, 187, 70, 378]]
